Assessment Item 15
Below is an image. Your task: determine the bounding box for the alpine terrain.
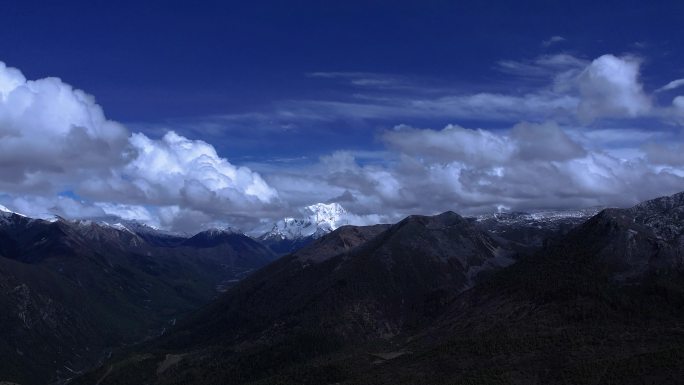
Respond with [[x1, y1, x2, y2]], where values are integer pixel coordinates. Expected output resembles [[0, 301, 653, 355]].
[[75, 192, 684, 385]]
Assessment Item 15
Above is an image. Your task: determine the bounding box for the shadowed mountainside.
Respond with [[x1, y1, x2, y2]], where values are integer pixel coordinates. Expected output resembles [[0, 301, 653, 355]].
[[75, 212, 517, 385], [0, 214, 275, 385], [78, 193, 684, 385]]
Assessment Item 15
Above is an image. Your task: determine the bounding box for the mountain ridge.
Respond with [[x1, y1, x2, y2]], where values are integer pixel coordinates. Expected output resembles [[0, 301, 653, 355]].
[[74, 210, 518, 384], [75, 191, 684, 385]]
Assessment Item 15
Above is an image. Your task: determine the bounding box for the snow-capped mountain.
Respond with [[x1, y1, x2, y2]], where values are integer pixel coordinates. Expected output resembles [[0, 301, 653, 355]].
[[110, 220, 189, 247], [0, 204, 16, 224], [257, 203, 349, 254], [260, 203, 348, 241], [0, 204, 26, 218], [303, 202, 348, 231]]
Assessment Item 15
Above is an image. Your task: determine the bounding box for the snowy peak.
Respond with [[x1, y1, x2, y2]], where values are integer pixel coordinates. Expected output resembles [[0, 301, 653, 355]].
[[102, 222, 137, 235], [264, 218, 311, 240], [261, 202, 349, 241], [0, 204, 59, 223], [116, 220, 186, 238], [0, 204, 26, 217], [201, 227, 243, 237], [303, 202, 347, 230]]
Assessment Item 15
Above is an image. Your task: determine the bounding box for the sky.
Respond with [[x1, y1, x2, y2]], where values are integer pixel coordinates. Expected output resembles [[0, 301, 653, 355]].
[[1, 0, 684, 232]]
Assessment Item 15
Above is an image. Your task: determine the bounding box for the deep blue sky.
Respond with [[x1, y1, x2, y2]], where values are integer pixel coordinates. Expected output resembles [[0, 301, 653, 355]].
[[1, 1, 683, 160], [2, 2, 680, 103]]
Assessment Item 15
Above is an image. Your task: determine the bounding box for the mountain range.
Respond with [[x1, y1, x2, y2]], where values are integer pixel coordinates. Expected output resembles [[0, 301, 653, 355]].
[[4, 195, 682, 384], [71, 192, 684, 385], [0, 208, 276, 385]]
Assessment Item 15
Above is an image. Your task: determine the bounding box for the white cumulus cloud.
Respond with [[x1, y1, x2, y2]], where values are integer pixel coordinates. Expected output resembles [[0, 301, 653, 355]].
[[0, 61, 279, 230], [577, 54, 651, 121], [0, 62, 129, 189], [1, 55, 684, 232], [123, 131, 278, 207], [281, 123, 684, 218]]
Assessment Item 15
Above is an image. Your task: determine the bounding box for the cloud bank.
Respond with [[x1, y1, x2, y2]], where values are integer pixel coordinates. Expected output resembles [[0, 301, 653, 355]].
[[1, 53, 683, 232], [266, 122, 682, 222], [0, 61, 279, 231]]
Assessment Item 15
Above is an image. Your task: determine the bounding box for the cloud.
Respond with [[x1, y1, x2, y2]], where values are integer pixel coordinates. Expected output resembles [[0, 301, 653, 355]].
[[657, 79, 684, 93], [382, 122, 585, 165], [1, 55, 684, 233], [74, 131, 283, 230], [0, 61, 280, 231], [153, 53, 681, 152], [7, 195, 107, 219], [275, 54, 659, 126], [542, 35, 566, 47], [279, 123, 684, 218], [95, 202, 158, 225], [123, 131, 278, 206], [382, 124, 515, 165], [576, 55, 651, 121], [510, 121, 586, 161], [0, 62, 130, 190], [157, 205, 216, 234], [674, 96, 684, 111], [497, 54, 587, 79], [307, 72, 410, 89], [0, 62, 26, 100], [642, 142, 684, 166]]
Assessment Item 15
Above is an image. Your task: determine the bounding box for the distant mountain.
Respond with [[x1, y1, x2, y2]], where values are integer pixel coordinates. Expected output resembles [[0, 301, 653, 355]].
[[115, 221, 188, 247], [471, 208, 600, 255], [258, 202, 349, 254], [179, 228, 276, 292], [77, 192, 684, 385], [0, 211, 276, 385]]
